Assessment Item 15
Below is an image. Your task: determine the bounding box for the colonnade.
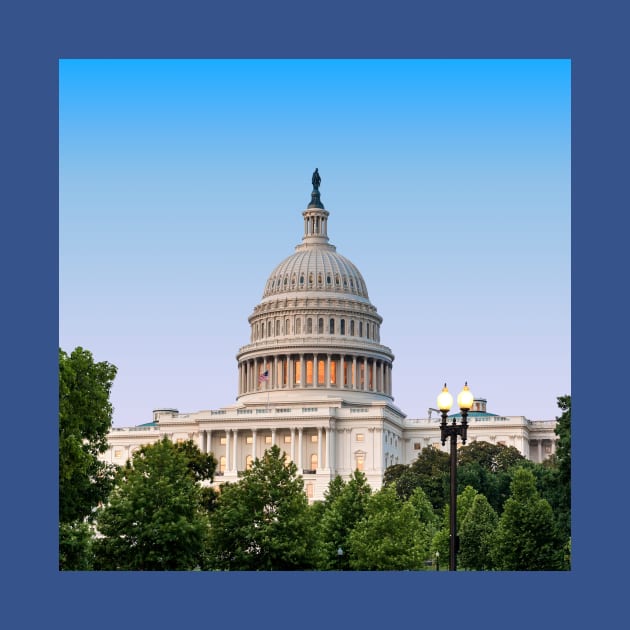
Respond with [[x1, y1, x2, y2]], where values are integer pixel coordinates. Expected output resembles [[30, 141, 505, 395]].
[[238, 353, 392, 396], [197, 425, 334, 475]]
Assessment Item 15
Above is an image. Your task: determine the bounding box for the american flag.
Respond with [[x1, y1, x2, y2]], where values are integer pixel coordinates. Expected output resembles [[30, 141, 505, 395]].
[[258, 370, 269, 383]]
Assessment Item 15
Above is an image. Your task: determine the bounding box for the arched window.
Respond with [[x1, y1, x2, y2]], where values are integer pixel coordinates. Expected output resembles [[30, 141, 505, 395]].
[[219, 456, 226, 473], [296, 318, 302, 334], [306, 318, 313, 334], [359, 321, 363, 337], [326, 274, 331, 286], [267, 320, 272, 337], [309, 273, 314, 287], [246, 455, 253, 470], [329, 318, 335, 334], [340, 319, 345, 335], [318, 273, 323, 286], [350, 320, 355, 336], [335, 274, 340, 286], [366, 323, 370, 339], [300, 275, 304, 286], [318, 318, 324, 334], [275, 319, 280, 336], [261, 323, 265, 338], [291, 274, 296, 288], [311, 453, 318, 470], [285, 318, 291, 335]]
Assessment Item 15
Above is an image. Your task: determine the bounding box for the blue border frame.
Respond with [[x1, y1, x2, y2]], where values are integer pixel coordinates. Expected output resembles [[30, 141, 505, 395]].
[[3, 0, 626, 627]]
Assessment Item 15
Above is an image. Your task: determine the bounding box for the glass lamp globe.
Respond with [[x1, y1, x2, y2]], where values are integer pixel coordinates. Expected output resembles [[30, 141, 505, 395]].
[[437, 384, 453, 411], [457, 382, 474, 411]]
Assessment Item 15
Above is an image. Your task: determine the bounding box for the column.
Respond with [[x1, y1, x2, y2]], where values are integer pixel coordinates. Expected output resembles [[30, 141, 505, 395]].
[[300, 354, 305, 387], [313, 353, 318, 388], [327, 426, 335, 472], [290, 427, 296, 462], [369, 427, 375, 471], [288, 354, 294, 389], [206, 430, 212, 455], [198, 429, 205, 453], [538, 440, 542, 462], [232, 428, 238, 472], [273, 356, 278, 389], [363, 357, 368, 391], [271, 428, 276, 446], [326, 354, 331, 388], [317, 427, 323, 470], [298, 427, 303, 470], [252, 429, 257, 462], [380, 361, 385, 393], [352, 356, 357, 390], [225, 430, 231, 472]]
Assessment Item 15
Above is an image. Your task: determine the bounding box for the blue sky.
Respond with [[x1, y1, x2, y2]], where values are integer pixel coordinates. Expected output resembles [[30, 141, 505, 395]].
[[59, 59, 570, 427]]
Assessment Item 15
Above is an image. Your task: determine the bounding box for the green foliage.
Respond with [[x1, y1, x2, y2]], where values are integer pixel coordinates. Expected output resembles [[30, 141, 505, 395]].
[[174, 439, 217, 482], [59, 521, 94, 570], [93, 437, 210, 570], [491, 467, 563, 570], [459, 494, 498, 570], [317, 470, 372, 570], [458, 440, 525, 473], [207, 445, 315, 570], [554, 395, 571, 542], [395, 447, 450, 511], [382, 463, 408, 488], [347, 486, 430, 570], [59, 347, 118, 524]]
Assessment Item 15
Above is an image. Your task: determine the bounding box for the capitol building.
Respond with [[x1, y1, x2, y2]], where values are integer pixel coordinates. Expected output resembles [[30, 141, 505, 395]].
[[103, 172, 558, 501]]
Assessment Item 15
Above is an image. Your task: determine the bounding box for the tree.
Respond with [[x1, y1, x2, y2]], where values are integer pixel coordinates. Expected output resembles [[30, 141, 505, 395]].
[[396, 447, 450, 511], [207, 445, 315, 570], [554, 395, 571, 544], [459, 494, 498, 570], [458, 441, 525, 473], [93, 437, 210, 570], [491, 467, 563, 570], [317, 470, 372, 570], [431, 485, 479, 569], [59, 347, 118, 524], [347, 486, 429, 571]]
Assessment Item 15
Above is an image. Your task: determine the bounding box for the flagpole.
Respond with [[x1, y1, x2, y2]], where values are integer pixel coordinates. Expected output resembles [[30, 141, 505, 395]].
[[266, 376, 270, 411]]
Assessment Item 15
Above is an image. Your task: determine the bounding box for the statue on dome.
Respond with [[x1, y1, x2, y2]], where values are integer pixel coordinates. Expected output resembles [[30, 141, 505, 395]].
[[312, 168, 321, 189]]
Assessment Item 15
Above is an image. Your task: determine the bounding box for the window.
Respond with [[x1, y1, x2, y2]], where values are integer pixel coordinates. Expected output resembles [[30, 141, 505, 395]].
[[359, 321, 363, 337], [284, 435, 291, 444], [311, 453, 318, 469], [318, 318, 324, 334], [350, 320, 355, 336], [356, 455, 364, 471], [330, 359, 337, 385], [329, 318, 335, 334], [285, 318, 290, 334], [318, 359, 325, 384], [265, 436, 272, 444], [220, 437, 227, 445], [296, 318, 301, 334], [306, 359, 313, 385], [340, 319, 345, 335], [219, 456, 226, 473], [306, 483, 314, 498], [311, 434, 318, 443], [114, 448, 123, 458], [275, 320, 280, 336], [306, 318, 312, 334], [246, 455, 253, 470], [294, 359, 301, 384], [326, 274, 331, 285], [356, 433, 364, 442], [414, 442, 421, 450], [246, 436, 253, 444]]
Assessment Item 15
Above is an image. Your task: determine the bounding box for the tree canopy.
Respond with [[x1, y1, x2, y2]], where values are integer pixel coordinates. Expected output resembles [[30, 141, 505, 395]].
[[207, 445, 315, 570], [93, 437, 210, 570], [59, 347, 118, 524]]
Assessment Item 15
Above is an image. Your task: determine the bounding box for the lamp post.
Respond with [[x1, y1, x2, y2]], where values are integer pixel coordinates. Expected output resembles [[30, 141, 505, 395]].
[[337, 546, 344, 570], [435, 550, 440, 572], [437, 382, 474, 571]]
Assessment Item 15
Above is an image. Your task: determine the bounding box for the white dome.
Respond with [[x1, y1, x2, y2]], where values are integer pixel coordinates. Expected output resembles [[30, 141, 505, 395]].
[[262, 244, 369, 301]]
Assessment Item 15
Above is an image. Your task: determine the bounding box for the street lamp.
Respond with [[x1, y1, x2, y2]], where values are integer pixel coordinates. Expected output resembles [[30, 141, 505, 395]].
[[438, 382, 474, 571], [337, 546, 344, 570], [435, 550, 440, 572]]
